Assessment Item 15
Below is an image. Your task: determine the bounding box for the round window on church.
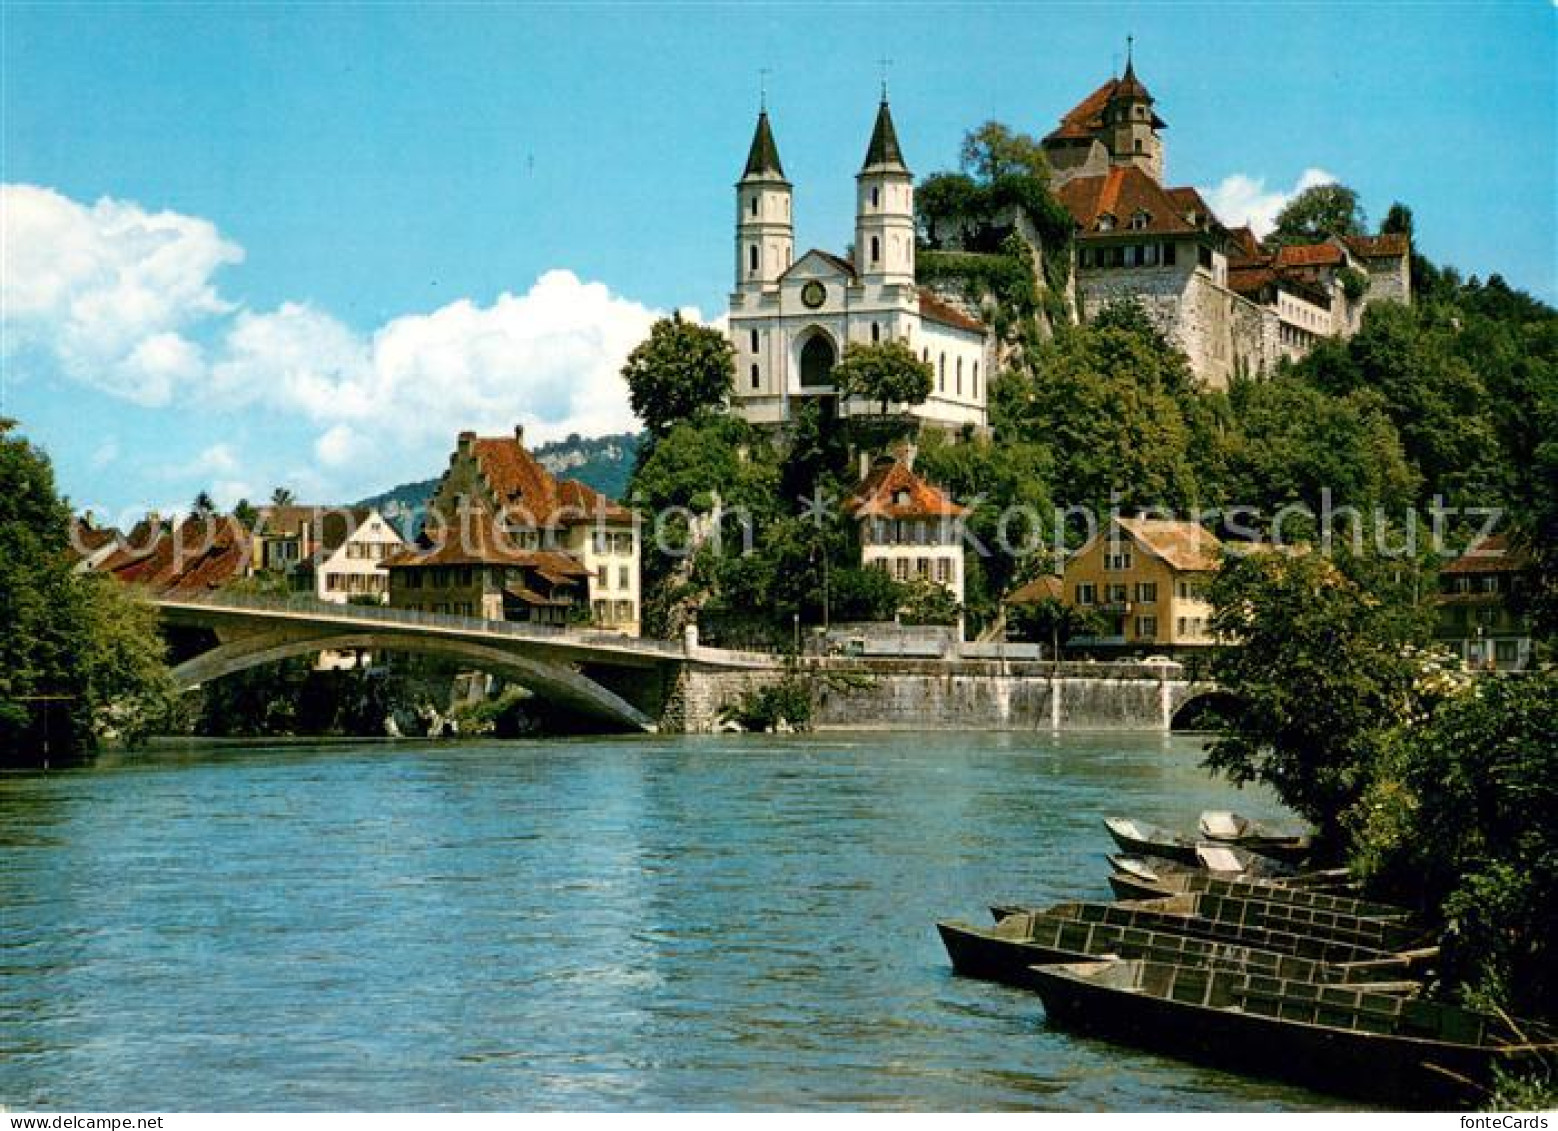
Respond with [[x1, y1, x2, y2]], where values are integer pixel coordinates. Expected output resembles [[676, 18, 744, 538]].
[[801, 281, 826, 309]]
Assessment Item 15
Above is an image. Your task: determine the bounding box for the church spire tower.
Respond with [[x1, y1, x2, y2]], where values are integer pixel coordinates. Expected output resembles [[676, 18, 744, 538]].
[[1104, 37, 1166, 182], [734, 105, 793, 292], [854, 95, 915, 286]]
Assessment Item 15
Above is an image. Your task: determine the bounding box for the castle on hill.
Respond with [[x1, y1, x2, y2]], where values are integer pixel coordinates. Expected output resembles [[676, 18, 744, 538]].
[[723, 55, 1411, 412]]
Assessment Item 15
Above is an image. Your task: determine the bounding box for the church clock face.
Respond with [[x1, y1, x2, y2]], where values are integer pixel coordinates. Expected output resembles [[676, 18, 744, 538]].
[[801, 280, 826, 309]]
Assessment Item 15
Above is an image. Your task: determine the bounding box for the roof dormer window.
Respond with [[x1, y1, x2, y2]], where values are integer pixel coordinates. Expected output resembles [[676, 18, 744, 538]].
[[894, 489, 911, 506], [1130, 210, 1151, 231], [1097, 213, 1116, 232]]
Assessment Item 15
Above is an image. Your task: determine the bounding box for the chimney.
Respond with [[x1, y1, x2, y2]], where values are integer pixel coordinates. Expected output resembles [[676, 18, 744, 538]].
[[513, 423, 526, 447]]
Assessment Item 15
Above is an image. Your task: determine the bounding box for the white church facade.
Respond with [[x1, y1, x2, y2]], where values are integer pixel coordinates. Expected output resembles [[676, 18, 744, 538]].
[[726, 101, 990, 434]]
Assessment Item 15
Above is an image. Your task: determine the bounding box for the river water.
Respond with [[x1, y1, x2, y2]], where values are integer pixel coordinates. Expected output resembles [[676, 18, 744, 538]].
[[1, 732, 1348, 1111]]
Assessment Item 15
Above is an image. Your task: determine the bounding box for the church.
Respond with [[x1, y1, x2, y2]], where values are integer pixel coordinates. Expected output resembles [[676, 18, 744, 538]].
[[726, 99, 991, 434]]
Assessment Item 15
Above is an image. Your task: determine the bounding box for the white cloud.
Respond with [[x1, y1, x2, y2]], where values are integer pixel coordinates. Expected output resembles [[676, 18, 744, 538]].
[[1, 184, 241, 405], [3, 184, 663, 501], [1200, 168, 1337, 238]]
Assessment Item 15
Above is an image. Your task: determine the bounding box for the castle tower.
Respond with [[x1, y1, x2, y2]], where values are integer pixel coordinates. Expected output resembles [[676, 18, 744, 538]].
[[735, 109, 793, 292], [1104, 47, 1166, 183], [854, 98, 915, 286]]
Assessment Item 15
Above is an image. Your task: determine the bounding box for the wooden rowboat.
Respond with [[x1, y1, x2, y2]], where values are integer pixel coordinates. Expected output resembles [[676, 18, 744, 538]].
[[989, 899, 1437, 970], [1199, 810, 1314, 864], [1102, 817, 1200, 866], [1106, 858, 1416, 922], [1026, 958, 1556, 1108], [937, 908, 1423, 992]]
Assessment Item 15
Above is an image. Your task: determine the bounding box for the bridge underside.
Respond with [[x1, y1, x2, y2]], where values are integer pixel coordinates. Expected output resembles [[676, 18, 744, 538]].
[[170, 626, 659, 732]]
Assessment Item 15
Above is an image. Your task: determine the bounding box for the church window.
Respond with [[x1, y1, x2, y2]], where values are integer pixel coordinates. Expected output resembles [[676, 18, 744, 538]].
[[750, 329, 760, 353], [870, 236, 880, 264], [1134, 138, 1144, 155], [871, 322, 880, 343], [749, 244, 759, 274], [750, 195, 759, 217], [750, 363, 760, 389], [870, 186, 880, 208]]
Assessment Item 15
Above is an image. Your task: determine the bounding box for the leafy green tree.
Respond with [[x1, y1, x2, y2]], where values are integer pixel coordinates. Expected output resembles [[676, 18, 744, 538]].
[[959, 120, 1049, 184], [1380, 202, 1414, 237], [620, 314, 735, 438], [830, 341, 934, 416], [270, 486, 295, 506], [0, 420, 174, 763], [898, 579, 962, 627], [233, 498, 259, 530], [827, 565, 904, 623], [1204, 552, 1427, 849], [1268, 183, 1366, 246], [1008, 596, 1103, 659], [1350, 674, 1558, 1018]]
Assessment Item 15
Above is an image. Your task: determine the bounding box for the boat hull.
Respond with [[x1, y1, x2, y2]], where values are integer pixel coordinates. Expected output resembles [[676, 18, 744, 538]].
[[1027, 964, 1536, 1109]]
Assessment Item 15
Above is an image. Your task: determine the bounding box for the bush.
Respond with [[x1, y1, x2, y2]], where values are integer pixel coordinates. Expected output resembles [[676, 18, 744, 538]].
[[719, 677, 813, 732]]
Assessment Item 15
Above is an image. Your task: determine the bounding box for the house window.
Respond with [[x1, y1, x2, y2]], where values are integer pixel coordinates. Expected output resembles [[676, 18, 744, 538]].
[[1136, 615, 1158, 639], [956, 357, 963, 396], [1135, 582, 1157, 603], [895, 559, 909, 581], [1163, 242, 1176, 266], [1131, 210, 1150, 230], [1104, 551, 1133, 571], [596, 564, 608, 589], [939, 353, 946, 391], [972, 362, 979, 398], [916, 557, 931, 578], [616, 600, 633, 622], [1108, 584, 1129, 604], [618, 565, 630, 590], [1495, 639, 1518, 663], [935, 558, 951, 583], [1075, 583, 1097, 606]]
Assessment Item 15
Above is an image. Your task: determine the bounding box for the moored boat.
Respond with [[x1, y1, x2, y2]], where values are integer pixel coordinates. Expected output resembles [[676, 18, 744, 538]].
[[1026, 958, 1556, 1108], [990, 898, 1435, 969], [1107, 857, 1416, 922], [1199, 810, 1314, 864], [938, 909, 1422, 992], [1102, 817, 1200, 865]]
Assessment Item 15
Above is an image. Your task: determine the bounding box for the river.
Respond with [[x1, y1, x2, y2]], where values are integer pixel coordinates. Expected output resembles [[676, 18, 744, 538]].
[[0, 732, 1348, 1111]]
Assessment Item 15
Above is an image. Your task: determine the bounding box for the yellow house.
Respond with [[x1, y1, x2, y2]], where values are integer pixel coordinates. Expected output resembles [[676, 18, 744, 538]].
[[1062, 517, 1221, 651]]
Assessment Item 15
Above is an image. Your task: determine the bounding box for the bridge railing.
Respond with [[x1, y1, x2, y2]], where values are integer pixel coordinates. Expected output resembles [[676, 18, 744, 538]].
[[144, 588, 689, 656]]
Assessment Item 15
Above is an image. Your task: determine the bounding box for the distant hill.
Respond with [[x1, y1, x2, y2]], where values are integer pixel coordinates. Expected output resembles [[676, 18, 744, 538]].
[[358, 431, 641, 535]]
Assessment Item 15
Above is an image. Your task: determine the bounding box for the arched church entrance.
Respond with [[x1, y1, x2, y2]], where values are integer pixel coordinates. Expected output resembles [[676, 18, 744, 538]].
[[799, 332, 837, 388]]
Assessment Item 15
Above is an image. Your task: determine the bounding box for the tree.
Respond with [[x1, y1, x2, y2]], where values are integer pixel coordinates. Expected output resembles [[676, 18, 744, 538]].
[[0, 420, 173, 763], [959, 121, 1049, 184], [1204, 552, 1427, 849], [191, 490, 216, 516], [233, 498, 259, 530], [620, 314, 734, 438], [270, 487, 295, 506], [829, 341, 934, 416], [1350, 674, 1558, 1017], [1007, 595, 1102, 659], [1268, 183, 1367, 246], [1380, 202, 1414, 237]]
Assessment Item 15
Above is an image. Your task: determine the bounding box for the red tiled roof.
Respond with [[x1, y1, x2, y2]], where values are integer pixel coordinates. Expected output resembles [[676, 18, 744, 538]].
[[1117, 517, 1223, 573], [68, 517, 121, 563], [1227, 226, 1264, 260], [1227, 265, 1276, 297], [1441, 532, 1533, 575], [1056, 166, 1207, 238], [463, 434, 632, 526], [256, 505, 375, 555], [103, 515, 253, 592], [1045, 79, 1118, 142], [1274, 243, 1345, 268], [917, 288, 985, 334], [385, 510, 596, 576], [845, 458, 968, 520], [1343, 233, 1409, 259]]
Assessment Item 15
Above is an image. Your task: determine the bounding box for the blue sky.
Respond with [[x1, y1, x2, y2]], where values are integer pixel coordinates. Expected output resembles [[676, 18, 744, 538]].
[[3, 2, 1553, 519]]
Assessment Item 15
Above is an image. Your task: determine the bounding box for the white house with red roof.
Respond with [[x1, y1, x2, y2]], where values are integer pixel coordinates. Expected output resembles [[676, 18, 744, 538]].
[[844, 454, 969, 610], [727, 100, 991, 434]]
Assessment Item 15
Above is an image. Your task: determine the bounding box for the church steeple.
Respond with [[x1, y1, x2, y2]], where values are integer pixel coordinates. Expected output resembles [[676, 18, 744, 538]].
[[1104, 40, 1165, 182], [860, 98, 909, 175], [855, 97, 914, 285], [742, 110, 787, 181], [734, 108, 792, 292]]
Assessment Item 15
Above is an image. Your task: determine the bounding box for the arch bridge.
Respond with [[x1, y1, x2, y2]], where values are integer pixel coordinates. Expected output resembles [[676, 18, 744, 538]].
[[150, 592, 774, 732]]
